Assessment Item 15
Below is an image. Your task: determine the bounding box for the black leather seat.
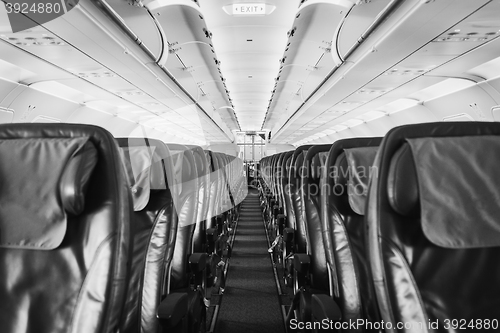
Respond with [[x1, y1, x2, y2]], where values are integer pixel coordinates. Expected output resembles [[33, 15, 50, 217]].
[[163, 144, 206, 333], [288, 145, 313, 256], [267, 152, 289, 253], [0, 123, 132, 333], [268, 151, 294, 268], [263, 153, 280, 225], [186, 145, 210, 254], [116, 137, 179, 333], [280, 151, 294, 229], [205, 150, 219, 232], [230, 156, 246, 215], [279, 151, 296, 285], [313, 137, 382, 330], [286, 144, 333, 327], [366, 122, 500, 331], [218, 153, 238, 228]]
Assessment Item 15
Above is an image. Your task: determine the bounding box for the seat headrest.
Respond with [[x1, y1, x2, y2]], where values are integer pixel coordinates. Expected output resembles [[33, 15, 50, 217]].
[[193, 150, 207, 177], [120, 146, 162, 211], [344, 147, 379, 215], [333, 152, 349, 188], [168, 147, 198, 198], [388, 136, 500, 248], [311, 152, 328, 180], [333, 147, 378, 215], [0, 138, 97, 249], [387, 143, 419, 217], [182, 153, 196, 183], [169, 150, 184, 194]]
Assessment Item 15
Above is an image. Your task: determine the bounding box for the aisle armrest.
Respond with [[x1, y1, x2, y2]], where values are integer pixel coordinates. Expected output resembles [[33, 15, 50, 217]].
[[189, 253, 207, 273], [283, 227, 294, 243], [157, 292, 188, 328], [294, 253, 310, 274], [311, 294, 342, 321]]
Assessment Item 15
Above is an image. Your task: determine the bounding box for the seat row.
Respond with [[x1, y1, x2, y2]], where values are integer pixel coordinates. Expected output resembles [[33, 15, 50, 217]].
[[0, 123, 246, 333], [259, 122, 500, 332]]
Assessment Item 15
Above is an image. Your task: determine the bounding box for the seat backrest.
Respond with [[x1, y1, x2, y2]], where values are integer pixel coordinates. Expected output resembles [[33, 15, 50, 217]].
[[276, 152, 289, 210], [116, 137, 178, 333], [270, 154, 278, 199], [0, 123, 132, 333], [322, 137, 382, 328], [274, 153, 282, 202], [166, 144, 199, 291], [205, 150, 219, 228], [289, 145, 313, 253], [186, 145, 210, 253], [280, 151, 295, 227], [367, 122, 500, 331], [213, 153, 227, 215], [231, 157, 246, 205], [220, 153, 236, 213], [302, 144, 331, 291]]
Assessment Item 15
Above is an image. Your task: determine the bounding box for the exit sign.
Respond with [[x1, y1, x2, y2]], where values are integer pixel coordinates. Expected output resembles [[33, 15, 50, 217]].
[[232, 3, 266, 15]]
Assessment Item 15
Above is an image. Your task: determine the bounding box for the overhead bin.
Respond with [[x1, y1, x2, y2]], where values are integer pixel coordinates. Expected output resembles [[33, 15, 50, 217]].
[[95, 0, 164, 60], [0, 0, 235, 144], [272, 0, 497, 144], [265, 0, 355, 130], [337, 0, 393, 58], [143, 0, 240, 131]]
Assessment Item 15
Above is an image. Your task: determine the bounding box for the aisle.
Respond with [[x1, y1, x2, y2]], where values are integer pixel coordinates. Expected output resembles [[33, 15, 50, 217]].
[[214, 189, 284, 333]]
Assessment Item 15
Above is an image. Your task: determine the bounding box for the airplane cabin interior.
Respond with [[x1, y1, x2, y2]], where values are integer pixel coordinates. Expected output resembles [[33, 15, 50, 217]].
[[1, 0, 500, 332]]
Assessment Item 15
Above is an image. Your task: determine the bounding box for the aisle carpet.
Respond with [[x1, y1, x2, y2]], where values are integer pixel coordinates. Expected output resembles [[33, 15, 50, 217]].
[[214, 189, 284, 333]]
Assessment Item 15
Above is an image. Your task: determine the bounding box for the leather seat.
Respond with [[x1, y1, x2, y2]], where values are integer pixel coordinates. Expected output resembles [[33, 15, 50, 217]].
[[205, 150, 219, 231], [286, 144, 333, 327], [164, 144, 206, 333], [366, 122, 500, 331], [267, 152, 285, 240], [230, 156, 246, 212], [279, 151, 296, 286], [186, 145, 210, 254], [288, 145, 313, 256], [116, 137, 179, 333], [268, 151, 294, 266], [0, 123, 132, 333], [280, 151, 294, 230], [313, 137, 382, 331], [259, 155, 275, 221]]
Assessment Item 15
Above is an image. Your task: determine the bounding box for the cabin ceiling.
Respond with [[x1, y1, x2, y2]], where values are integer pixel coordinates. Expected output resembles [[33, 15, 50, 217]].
[[197, 0, 301, 132], [0, 0, 500, 147]]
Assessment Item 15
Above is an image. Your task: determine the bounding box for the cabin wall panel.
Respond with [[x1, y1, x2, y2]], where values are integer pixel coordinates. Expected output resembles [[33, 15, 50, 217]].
[[0, 80, 21, 110], [482, 77, 500, 106], [0, 79, 25, 119], [424, 85, 497, 122], [8, 88, 79, 123], [67, 107, 177, 143]]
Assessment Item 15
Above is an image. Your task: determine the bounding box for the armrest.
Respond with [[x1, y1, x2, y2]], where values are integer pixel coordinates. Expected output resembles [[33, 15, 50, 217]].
[[294, 253, 310, 274], [277, 214, 286, 234], [311, 294, 342, 321], [272, 205, 280, 219], [216, 215, 224, 234], [189, 253, 207, 273], [283, 227, 294, 243], [206, 228, 216, 253], [157, 292, 188, 328]]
